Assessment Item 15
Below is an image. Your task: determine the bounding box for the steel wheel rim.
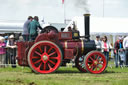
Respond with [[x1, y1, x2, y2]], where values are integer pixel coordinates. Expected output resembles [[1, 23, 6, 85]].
[[75, 56, 87, 72], [28, 41, 62, 74], [85, 51, 107, 74]]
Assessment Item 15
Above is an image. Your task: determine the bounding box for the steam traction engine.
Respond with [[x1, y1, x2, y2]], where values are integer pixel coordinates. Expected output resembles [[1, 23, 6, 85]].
[[17, 14, 107, 74]]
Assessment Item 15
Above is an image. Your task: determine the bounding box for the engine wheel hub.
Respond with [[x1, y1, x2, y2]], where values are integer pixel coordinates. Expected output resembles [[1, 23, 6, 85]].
[[42, 55, 48, 61]]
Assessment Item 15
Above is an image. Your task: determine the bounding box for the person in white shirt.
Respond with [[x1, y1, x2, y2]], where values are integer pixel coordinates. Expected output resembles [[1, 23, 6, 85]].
[[95, 35, 101, 51], [101, 36, 112, 63], [123, 36, 128, 66], [123, 36, 128, 49]]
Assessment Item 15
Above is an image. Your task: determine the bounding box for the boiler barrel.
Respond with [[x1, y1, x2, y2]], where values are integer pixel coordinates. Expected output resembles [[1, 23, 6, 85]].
[[83, 40, 96, 55], [61, 40, 96, 57]]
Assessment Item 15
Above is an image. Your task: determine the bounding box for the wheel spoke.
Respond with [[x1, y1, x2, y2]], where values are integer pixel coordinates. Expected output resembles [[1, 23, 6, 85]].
[[88, 60, 92, 63], [48, 47, 53, 53], [44, 46, 47, 53], [50, 57, 59, 60], [90, 63, 94, 67], [49, 60, 56, 65], [96, 56, 100, 61], [34, 59, 41, 64], [35, 51, 42, 57], [32, 56, 40, 59], [38, 46, 43, 53], [91, 66, 94, 71], [48, 64, 52, 70], [37, 62, 42, 70], [43, 63, 46, 70], [48, 51, 56, 57], [90, 56, 94, 61]]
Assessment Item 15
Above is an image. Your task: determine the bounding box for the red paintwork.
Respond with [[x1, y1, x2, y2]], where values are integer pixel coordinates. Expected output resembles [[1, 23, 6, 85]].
[[28, 41, 62, 74], [35, 32, 83, 59], [64, 49, 74, 59], [35, 31, 59, 43], [85, 51, 107, 74], [17, 32, 82, 66], [17, 31, 107, 74], [17, 41, 34, 66], [60, 40, 83, 59], [17, 32, 83, 64]]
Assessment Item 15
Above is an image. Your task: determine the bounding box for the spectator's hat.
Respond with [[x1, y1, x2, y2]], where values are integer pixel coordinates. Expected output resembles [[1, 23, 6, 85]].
[[4, 36, 8, 39], [0, 36, 5, 41], [118, 36, 123, 40], [9, 35, 14, 39], [96, 35, 100, 38]]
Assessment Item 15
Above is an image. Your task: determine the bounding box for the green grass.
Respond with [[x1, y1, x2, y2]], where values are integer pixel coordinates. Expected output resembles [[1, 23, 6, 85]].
[[0, 65, 128, 85]]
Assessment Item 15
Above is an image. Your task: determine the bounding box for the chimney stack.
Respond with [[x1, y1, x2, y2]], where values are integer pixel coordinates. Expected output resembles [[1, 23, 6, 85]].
[[84, 14, 90, 40]]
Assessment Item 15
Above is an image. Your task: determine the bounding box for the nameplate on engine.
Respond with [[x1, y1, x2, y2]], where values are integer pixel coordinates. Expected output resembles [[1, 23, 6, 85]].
[[59, 32, 72, 40]]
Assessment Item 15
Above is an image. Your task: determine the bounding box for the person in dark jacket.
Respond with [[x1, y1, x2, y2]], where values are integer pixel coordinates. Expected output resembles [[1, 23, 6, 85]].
[[22, 16, 33, 41], [6, 35, 17, 68], [114, 36, 124, 67], [29, 16, 43, 41]]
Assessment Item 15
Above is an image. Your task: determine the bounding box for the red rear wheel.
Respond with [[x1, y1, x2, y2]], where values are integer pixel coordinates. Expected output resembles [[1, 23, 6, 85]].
[[28, 41, 62, 74], [75, 56, 87, 72], [84, 51, 107, 74]]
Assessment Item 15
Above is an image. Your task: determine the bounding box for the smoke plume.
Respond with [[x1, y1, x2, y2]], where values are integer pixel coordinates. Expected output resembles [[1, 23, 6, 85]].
[[72, 0, 89, 13]]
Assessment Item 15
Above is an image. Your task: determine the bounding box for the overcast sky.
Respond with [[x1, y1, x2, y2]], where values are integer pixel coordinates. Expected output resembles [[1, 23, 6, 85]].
[[0, 0, 128, 23]]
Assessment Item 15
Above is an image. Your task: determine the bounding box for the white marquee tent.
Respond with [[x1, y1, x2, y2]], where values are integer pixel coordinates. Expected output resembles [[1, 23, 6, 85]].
[[65, 16, 128, 36]]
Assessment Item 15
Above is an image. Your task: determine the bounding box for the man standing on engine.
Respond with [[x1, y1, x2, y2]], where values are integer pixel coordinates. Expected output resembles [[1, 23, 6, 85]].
[[22, 16, 33, 41], [29, 16, 43, 41]]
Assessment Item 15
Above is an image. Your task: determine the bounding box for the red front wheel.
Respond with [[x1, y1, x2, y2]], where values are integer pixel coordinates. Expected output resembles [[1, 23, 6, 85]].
[[84, 51, 107, 74], [28, 41, 62, 74]]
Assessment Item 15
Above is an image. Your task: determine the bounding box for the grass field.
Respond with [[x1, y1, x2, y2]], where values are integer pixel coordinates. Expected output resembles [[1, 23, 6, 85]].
[[0, 64, 128, 85]]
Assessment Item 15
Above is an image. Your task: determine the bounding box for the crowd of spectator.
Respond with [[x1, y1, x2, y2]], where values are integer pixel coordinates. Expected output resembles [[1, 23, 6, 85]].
[[95, 35, 128, 68], [0, 34, 17, 68]]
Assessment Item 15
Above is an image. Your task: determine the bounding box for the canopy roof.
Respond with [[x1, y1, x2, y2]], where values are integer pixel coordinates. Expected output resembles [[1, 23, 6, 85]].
[[65, 16, 128, 36]]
